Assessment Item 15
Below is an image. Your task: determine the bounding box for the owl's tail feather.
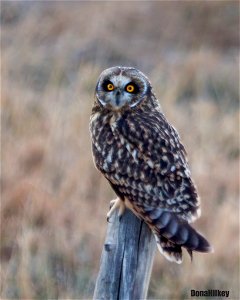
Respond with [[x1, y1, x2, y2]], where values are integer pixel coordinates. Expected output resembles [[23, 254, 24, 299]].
[[154, 234, 183, 264], [147, 209, 213, 263]]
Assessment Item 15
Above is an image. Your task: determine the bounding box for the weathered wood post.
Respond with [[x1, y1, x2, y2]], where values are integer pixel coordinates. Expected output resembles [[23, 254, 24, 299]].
[[93, 208, 156, 300]]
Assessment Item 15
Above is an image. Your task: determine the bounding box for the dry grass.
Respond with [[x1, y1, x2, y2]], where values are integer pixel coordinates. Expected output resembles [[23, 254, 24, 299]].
[[1, 2, 239, 299]]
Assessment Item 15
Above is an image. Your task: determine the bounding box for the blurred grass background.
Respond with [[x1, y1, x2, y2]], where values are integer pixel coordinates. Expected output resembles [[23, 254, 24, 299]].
[[1, 1, 239, 299]]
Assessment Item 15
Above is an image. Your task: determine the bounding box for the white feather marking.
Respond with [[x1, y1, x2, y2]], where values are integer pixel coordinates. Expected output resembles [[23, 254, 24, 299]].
[[90, 112, 101, 123], [132, 149, 138, 161], [106, 148, 113, 163], [126, 143, 131, 152], [153, 234, 182, 264], [145, 184, 152, 193], [147, 160, 154, 168]]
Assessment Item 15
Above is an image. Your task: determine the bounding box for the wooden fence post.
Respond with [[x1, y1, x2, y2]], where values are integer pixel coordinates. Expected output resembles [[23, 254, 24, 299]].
[[93, 208, 156, 300]]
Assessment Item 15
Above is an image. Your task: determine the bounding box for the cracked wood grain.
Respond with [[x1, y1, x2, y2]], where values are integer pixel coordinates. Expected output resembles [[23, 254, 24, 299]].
[[93, 209, 156, 300]]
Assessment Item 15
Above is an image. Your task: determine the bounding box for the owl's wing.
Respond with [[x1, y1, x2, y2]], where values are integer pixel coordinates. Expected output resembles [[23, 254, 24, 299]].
[[109, 109, 201, 223]]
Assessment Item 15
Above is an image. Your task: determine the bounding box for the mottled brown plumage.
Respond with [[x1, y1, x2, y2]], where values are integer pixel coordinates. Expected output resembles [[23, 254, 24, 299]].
[[90, 66, 213, 263]]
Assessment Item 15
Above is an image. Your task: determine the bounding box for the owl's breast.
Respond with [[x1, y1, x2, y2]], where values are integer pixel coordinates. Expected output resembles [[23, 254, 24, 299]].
[[90, 112, 131, 174]]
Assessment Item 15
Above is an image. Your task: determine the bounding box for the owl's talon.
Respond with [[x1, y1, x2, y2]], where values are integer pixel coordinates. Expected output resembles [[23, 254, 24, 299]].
[[109, 199, 116, 209], [107, 198, 126, 222], [106, 213, 111, 223]]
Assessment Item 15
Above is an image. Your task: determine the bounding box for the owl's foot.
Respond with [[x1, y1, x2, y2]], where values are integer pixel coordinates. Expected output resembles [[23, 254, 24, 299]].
[[107, 198, 126, 222]]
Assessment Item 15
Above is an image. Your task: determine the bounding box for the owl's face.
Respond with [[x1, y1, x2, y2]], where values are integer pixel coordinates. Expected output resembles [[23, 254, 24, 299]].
[[95, 66, 152, 111]]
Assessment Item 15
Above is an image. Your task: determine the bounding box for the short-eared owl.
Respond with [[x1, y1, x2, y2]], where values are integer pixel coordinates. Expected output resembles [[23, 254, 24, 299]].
[[90, 66, 213, 263]]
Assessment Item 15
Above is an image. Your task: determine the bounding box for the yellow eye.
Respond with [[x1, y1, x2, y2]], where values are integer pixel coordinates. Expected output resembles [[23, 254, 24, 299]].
[[126, 84, 135, 93], [107, 83, 114, 91]]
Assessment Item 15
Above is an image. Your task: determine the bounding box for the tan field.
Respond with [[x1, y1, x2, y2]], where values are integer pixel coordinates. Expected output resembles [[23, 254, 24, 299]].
[[1, 2, 239, 299]]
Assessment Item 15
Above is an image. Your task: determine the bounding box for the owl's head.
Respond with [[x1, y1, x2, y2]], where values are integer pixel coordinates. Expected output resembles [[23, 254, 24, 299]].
[[95, 66, 152, 111]]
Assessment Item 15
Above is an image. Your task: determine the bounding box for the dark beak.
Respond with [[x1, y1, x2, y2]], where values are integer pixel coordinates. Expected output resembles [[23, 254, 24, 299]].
[[115, 90, 121, 106]]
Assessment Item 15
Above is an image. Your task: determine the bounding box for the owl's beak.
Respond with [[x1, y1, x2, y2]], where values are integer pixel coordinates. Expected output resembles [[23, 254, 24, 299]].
[[110, 88, 127, 109], [115, 90, 121, 106]]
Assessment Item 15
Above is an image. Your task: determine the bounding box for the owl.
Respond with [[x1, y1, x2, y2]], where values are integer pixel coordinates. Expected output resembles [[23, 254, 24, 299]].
[[90, 66, 213, 263]]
